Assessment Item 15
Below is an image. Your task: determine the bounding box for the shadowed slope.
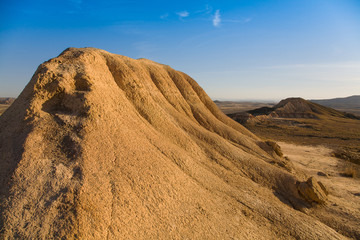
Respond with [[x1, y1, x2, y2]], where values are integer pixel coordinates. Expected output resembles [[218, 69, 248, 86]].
[[0, 48, 346, 239]]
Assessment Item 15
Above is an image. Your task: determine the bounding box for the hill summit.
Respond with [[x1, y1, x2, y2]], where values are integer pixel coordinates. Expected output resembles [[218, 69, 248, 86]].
[[0, 48, 344, 239]]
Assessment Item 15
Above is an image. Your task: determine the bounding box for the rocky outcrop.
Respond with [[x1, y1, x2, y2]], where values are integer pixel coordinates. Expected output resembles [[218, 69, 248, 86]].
[[297, 177, 328, 204]]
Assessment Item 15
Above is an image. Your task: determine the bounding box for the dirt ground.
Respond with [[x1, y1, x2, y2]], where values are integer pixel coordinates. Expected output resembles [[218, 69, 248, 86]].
[[279, 142, 360, 238]]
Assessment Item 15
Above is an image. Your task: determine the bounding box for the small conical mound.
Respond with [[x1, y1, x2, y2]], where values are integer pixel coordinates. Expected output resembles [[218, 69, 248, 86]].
[[245, 97, 354, 119], [0, 48, 345, 239], [273, 97, 351, 118]]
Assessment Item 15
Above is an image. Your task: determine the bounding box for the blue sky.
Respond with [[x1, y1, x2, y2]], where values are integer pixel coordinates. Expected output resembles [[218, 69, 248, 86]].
[[1, 0, 359, 100]]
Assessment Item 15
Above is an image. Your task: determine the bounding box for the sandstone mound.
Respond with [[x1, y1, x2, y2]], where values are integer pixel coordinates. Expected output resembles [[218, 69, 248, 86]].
[[0, 48, 346, 239], [230, 97, 358, 124], [248, 97, 354, 119]]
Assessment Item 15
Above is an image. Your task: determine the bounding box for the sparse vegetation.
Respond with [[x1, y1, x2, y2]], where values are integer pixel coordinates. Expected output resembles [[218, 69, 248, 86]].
[[245, 116, 360, 151], [332, 147, 360, 165], [340, 163, 360, 178]]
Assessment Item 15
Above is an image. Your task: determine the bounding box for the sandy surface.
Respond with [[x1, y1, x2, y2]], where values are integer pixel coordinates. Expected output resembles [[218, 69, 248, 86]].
[[279, 142, 360, 197], [279, 142, 360, 238]]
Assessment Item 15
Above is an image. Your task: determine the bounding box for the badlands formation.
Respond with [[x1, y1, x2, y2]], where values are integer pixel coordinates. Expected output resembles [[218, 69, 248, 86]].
[[0, 48, 348, 239], [228, 97, 359, 124]]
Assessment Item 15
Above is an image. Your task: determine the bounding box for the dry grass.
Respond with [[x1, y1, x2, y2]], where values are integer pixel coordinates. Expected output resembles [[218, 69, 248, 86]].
[[341, 167, 358, 178], [340, 163, 360, 178], [332, 147, 360, 165]]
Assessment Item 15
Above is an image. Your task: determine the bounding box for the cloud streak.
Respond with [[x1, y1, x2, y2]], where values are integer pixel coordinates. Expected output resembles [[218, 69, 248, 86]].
[[174, 6, 250, 28], [223, 17, 252, 24], [176, 11, 189, 19], [213, 10, 221, 27], [160, 13, 169, 19], [196, 5, 213, 15], [243, 17, 252, 23]]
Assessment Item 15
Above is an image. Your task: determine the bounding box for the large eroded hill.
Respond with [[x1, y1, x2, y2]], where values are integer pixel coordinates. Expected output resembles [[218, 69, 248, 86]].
[[0, 48, 354, 239]]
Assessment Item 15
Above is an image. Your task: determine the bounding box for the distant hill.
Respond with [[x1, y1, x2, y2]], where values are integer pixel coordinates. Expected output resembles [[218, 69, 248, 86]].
[[248, 97, 358, 119], [0, 98, 15, 116], [310, 95, 360, 116], [310, 95, 360, 108], [227, 97, 360, 169], [228, 97, 360, 124], [0, 97, 15, 104]]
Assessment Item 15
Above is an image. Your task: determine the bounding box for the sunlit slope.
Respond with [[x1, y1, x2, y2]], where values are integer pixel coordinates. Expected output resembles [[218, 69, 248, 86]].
[[0, 48, 345, 239]]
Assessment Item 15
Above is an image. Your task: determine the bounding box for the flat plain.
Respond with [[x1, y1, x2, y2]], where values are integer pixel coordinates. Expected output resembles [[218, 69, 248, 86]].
[[214, 100, 275, 114]]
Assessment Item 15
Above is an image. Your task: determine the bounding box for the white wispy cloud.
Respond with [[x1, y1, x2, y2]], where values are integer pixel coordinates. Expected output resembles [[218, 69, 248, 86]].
[[160, 13, 169, 19], [174, 7, 249, 27], [196, 5, 213, 15], [223, 17, 252, 24], [176, 10, 189, 19], [243, 17, 252, 23], [213, 10, 221, 27]]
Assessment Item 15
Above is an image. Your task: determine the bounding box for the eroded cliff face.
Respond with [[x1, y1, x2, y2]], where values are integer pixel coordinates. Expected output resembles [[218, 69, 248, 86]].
[[0, 48, 345, 239]]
